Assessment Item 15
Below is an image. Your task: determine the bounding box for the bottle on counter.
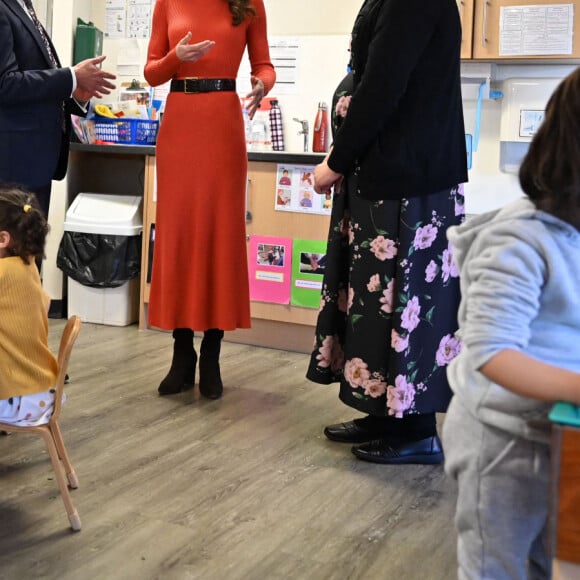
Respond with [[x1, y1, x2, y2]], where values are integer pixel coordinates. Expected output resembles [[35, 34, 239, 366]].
[[249, 110, 272, 151], [269, 99, 285, 151], [243, 107, 251, 148], [312, 101, 329, 153]]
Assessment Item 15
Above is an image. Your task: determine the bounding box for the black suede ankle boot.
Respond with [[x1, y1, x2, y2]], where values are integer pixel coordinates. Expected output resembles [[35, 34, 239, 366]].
[[158, 328, 197, 395], [199, 328, 224, 399]]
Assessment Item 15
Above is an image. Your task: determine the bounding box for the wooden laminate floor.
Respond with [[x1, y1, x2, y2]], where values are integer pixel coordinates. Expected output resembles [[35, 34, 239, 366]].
[[0, 320, 458, 580]]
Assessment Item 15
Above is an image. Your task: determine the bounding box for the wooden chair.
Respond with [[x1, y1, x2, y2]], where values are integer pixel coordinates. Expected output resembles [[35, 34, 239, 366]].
[[0, 316, 83, 531]]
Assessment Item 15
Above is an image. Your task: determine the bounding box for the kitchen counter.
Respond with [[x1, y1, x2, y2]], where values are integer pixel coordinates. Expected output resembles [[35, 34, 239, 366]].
[[69, 142, 325, 165]]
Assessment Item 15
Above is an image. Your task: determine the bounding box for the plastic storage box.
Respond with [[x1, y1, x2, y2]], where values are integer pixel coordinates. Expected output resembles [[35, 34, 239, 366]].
[[63, 193, 143, 326]]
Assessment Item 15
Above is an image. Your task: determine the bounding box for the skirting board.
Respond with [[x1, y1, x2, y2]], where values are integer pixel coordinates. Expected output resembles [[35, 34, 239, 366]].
[[142, 318, 316, 354], [225, 319, 315, 354]]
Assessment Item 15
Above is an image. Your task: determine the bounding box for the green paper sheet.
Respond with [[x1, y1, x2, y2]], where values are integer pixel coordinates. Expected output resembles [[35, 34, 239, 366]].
[[291, 239, 327, 309]]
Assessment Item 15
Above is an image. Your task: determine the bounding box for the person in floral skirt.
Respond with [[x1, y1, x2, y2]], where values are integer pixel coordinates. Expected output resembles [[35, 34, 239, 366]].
[[308, 0, 468, 464]]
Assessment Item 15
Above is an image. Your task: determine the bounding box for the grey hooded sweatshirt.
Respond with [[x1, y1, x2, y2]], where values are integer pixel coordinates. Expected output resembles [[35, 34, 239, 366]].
[[446, 197, 580, 443]]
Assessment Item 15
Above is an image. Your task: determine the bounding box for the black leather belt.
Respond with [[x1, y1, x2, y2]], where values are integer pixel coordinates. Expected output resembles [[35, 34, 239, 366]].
[[170, 78, 236, 94]]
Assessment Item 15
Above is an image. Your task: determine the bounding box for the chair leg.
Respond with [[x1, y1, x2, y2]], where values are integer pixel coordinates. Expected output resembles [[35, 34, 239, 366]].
[[50, 422, 79, 489], [39, 428, 81, 531]]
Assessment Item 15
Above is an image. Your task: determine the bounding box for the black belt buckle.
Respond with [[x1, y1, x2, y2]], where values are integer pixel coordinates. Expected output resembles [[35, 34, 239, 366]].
[[184, 78, 200, 94]]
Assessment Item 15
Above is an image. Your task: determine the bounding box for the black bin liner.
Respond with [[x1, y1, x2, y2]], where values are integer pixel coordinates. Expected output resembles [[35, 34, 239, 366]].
[[57, 231, 141, 288]]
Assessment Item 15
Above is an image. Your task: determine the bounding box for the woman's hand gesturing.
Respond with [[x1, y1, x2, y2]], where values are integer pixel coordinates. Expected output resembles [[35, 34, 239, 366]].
[[245, 76, 265, 119], [176, 32, 216, 62]]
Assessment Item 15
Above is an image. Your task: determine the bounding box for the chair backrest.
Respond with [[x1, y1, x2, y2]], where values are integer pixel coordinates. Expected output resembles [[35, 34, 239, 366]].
[[50, 316, 82, 423]]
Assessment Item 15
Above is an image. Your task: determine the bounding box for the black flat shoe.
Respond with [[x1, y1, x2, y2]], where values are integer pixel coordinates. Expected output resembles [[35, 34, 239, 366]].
[[351, 435, 444, 465], [323, 420, 380, 443]]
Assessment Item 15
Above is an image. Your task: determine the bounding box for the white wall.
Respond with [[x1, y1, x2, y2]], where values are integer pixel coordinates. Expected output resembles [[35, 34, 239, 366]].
[[269, 35, 350, 153], [265, 0, 359, 35], [88, 1, 576, 215], [262, 4, 575, 215], [43, 1, 576, 299], [44, 0, 92, 301], [89, 3, 353, 154], [462, 64, 576, 215]]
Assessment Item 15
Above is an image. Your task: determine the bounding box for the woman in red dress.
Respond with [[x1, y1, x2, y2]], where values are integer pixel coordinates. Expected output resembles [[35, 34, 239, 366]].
[[144, 0, 275, 398]]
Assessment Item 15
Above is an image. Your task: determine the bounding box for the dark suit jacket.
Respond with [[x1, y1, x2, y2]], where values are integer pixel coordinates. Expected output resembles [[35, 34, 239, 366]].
[[0, 0, 83, 189]]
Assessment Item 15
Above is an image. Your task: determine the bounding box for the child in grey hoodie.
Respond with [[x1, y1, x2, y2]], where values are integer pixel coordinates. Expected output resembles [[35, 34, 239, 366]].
[[443, 67, 580, 580]]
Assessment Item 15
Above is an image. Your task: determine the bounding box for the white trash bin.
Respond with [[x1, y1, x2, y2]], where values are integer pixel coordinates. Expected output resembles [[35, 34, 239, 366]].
[[63, 193, 143, 326]]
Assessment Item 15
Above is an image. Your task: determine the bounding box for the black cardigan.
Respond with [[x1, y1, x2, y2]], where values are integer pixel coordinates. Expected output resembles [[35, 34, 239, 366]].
[[328, 0, 468, 200]]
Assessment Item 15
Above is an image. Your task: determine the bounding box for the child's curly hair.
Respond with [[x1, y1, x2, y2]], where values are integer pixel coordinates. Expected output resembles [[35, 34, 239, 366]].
[[226, 0, 255, 26], [0, 186, 49, 262]]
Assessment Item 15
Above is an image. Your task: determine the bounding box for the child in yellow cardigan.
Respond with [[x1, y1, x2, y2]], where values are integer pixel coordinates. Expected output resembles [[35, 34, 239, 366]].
[[0, 187, 59, 426]]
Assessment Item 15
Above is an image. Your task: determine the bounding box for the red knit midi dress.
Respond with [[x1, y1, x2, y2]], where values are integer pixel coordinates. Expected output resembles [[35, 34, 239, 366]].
[[144, 0, 275, 331]]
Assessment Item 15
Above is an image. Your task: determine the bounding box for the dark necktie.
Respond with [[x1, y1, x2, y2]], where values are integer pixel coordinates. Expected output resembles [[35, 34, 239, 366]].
[[22, 0, 58, 67]]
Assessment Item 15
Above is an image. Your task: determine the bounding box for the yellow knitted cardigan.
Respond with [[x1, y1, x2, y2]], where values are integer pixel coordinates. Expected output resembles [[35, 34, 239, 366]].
[[0, 257, 58, 399]]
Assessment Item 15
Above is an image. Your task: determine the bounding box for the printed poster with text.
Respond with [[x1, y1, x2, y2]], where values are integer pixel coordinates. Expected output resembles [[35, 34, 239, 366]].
[[291, 239, 327, 308], [249, 235, 292, 304]]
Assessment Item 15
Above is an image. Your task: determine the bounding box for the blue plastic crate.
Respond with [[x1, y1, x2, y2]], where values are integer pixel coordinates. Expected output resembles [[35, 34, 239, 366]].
[[94, 118, 159, 145]]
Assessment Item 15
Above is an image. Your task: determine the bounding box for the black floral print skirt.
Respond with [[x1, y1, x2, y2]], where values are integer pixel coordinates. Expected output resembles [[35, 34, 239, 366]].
[[306, 176, 465, 417]]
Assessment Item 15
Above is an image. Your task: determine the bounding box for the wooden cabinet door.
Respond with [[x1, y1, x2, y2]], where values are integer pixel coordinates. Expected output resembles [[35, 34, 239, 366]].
[[552, 427, 580, 565], [458, 0, 475, 59], [473, 0, 580, 59]]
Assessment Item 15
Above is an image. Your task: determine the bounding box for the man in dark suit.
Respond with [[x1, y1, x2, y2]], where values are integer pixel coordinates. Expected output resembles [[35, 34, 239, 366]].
[[0, 0, 116, 218]]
